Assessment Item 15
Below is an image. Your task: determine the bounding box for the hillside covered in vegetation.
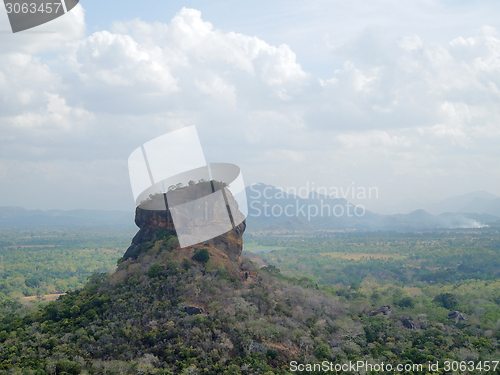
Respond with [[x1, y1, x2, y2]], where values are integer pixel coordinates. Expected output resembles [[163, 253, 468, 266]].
[[2, 197, 500, 373]]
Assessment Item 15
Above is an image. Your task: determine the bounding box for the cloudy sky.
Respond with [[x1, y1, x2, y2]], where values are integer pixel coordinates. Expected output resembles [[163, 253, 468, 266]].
[[0, 0, 499, 213]]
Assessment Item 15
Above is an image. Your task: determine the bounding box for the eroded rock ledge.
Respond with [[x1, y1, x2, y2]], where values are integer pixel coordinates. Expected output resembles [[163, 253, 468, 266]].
[[123, 183, 246, 262]]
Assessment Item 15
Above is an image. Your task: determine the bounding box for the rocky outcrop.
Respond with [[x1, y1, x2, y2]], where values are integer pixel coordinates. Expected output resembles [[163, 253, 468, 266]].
[[185, 306, 205, 315], [123, 182, 246, 262], [400, 316, 417, 329], [369, 306, 395, 317], [448, 311, 467, 324]]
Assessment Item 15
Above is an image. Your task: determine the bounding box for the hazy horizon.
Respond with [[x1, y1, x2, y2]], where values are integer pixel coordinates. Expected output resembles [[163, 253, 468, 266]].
[[1, 182, 499, 218]]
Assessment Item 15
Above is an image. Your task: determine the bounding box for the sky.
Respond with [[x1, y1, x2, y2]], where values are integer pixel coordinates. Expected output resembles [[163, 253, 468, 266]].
[[0, 0, 500, 213]]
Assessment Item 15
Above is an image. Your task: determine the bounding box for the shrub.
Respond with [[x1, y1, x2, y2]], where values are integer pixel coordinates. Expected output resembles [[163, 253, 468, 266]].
[[314, 343, 330, 360], [261, 265, 280, 275], [192, 249, 210, 264], [182, 258, 191, 270], [395, 297, 414, 308], [266, 349, 278, 359], [56, 360, 81, 375], [165, 236, 180, 250], [148, 264, 163, 278], [433, 293, 458, 310], [156, 229, 174, 241]]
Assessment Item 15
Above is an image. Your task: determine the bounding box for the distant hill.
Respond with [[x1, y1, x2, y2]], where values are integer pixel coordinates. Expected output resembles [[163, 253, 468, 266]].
[[428, 191, 499, 215], [387, 191, 499, 215], [0, 207, 135, 228], [393, 209, 435, 222], [245, 183, 500, 232], [458, 197, 500, 217], [384, 199, 426, 215], [2, 184, 499, 231], [245, 183, 381, 231]]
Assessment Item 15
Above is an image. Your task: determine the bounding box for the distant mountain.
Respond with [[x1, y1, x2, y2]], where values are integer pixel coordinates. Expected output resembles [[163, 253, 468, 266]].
[[384, 199, 426, 215], [458, 197, 500, 217], [245, 183, 500, 232], [394, 209, 435, 222], [245, 183, 381, 231], [0, 207, 135, 228], [380, 210, 496, 230], [387, 191, 499, 215], [3, 184, 499, 231], [427, 191, 499, 215]]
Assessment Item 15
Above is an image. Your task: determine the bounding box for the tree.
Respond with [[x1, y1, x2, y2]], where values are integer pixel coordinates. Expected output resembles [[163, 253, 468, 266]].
[[395, 297, 414, 308], [350, 281, 361, 291], [148, 264, 163, 278], [336, 317, 364, 343], [314, 343, 330, 360], [261, 265, 280, 275], [433, 293, 458, 310]]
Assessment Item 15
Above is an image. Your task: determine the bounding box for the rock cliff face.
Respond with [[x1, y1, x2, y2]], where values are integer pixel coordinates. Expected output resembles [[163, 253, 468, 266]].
[[123, 182, 246, 262]]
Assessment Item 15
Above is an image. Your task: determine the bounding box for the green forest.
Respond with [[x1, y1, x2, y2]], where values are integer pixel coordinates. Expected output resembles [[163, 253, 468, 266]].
[[0, 228, 133, 306], [249, 229, 500, 285]]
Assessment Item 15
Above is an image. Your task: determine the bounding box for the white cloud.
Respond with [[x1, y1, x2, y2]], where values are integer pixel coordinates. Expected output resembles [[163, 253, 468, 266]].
[[0, 53, 59, 113], [195, 74, 236, 107], [10, 93, 93, 131], [337, 131, 412, 150], [399, 35, 423, 51], [1, 6, 500, 209], [264, 149, 305, 163], [68, 30, 179, 92]]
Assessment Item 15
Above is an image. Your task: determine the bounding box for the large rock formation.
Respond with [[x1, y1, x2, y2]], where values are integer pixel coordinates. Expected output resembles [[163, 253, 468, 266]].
[[123, 181, 246, 262]]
